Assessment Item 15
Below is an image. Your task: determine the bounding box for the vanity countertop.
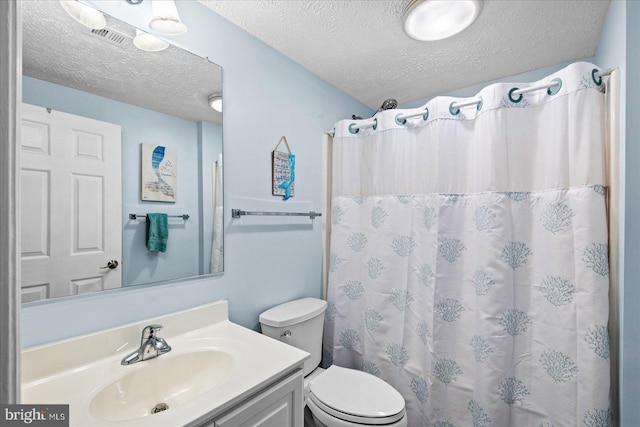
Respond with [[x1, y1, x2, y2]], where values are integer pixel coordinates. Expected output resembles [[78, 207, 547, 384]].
[[21, 300, 309, 426]]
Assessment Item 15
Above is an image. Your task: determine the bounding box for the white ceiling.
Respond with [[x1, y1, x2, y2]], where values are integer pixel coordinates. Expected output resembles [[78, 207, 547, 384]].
[[199, 0, 610, 111]]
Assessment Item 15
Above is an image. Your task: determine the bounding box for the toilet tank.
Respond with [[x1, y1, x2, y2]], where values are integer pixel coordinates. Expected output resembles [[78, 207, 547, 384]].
[[259, 298, 327, 376]]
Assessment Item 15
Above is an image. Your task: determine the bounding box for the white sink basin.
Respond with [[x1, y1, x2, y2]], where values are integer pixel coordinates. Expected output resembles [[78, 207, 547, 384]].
[[22, 301, 309, 426], [89, 350, 234, 422]]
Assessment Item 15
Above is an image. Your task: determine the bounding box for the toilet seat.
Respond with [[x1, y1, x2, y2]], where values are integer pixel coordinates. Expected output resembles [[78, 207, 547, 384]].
[[308, 365, 406, 425]]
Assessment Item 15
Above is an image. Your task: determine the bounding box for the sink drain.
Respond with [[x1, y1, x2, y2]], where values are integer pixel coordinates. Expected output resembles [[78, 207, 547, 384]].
[[151, 403, 169, 414]]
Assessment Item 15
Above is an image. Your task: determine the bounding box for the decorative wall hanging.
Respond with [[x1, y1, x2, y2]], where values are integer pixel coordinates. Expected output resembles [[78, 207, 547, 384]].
[[141, 143, 177, 202], [272, 136, 295, 200]]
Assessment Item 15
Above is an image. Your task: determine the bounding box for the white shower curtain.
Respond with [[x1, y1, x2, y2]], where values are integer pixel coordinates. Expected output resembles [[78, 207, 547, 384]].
[[324, 62, 611, 426], [210, 154, 223, 273]]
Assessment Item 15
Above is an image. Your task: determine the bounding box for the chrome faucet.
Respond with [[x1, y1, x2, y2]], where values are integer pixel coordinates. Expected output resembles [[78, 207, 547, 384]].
[[121, 324, 172, 365]]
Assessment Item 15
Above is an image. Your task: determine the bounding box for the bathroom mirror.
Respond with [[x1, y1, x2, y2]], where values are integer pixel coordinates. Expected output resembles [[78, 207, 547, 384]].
[[20, 0, 223, 303]]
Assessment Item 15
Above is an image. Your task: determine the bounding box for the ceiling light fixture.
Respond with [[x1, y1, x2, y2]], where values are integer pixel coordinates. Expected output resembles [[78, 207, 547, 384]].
[[59, 0, 107, 30], [208, 94, 222, 113], [149, 0, 187, 35], [133, 29, 169, 51], [403, 0, 482, 41]]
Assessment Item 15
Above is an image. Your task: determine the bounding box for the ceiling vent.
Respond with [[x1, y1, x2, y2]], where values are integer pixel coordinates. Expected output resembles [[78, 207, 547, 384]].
[[85, 27, 130, 48]]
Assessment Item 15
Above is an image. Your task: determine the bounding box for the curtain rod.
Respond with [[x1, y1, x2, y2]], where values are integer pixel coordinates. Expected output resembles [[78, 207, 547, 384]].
[[325, 67, 618, 135], [595, 68, 615, 78]]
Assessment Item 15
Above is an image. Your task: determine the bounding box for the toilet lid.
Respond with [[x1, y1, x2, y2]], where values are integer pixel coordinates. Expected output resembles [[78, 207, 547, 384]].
[[308, 365, 405, 424]]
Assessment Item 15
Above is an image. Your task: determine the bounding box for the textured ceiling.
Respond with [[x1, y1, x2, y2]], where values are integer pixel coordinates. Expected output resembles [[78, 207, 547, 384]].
[[199, 0, 610, 110], [22, 0, 222, 124]]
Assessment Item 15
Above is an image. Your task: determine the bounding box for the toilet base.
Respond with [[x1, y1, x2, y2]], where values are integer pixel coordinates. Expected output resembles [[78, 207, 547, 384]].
[[304, 405, 319, 427]]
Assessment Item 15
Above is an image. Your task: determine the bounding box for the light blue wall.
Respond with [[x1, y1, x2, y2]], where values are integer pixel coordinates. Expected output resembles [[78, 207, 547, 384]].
[[21, 0, 371, 348], [22, 76, 207, 287]]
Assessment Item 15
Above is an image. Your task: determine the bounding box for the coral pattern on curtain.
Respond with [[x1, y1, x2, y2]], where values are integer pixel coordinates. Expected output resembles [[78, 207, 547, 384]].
[[324, 62, 611, 427]]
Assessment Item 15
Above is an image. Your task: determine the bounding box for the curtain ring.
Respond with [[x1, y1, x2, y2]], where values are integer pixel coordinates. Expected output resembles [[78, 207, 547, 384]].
[[372, 118, 378, 131], [395, 114, 407, 125], [422, 107, 429, 121], [547, 78, 562, 96], [348, 123, 359, 134], [592, 69, 602, 86], [508, 88, 523, 103], [476, 97, 483, 111], [449, 102, 460, 116]]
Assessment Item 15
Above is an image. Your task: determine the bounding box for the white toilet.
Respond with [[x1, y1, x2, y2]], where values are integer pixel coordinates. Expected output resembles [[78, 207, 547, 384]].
[[259, 297, 407, 427]]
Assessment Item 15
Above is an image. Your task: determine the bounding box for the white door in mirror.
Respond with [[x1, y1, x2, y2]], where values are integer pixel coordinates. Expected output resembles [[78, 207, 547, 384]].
[[20, 103, 122, 302]]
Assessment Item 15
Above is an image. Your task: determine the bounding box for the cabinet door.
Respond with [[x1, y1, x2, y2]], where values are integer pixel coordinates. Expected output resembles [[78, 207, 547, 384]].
[[215, 370, 303, 427]]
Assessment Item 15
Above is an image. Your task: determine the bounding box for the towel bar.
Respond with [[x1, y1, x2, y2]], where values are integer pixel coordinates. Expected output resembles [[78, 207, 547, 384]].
[[129, 213, 190, 220], [231, 209, 321, 219]]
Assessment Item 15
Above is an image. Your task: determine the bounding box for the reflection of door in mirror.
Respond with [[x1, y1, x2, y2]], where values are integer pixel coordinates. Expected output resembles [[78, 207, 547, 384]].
[[20, 103, 122, 302]]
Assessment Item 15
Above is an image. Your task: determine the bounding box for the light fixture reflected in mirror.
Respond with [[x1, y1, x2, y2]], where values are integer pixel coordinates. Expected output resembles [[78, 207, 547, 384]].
[[149, 0, 187, 35], [59, 0, 106, 30], [208, 94, 222, 112], [133, 29, 169, 52], [403, 0, 482, 41]]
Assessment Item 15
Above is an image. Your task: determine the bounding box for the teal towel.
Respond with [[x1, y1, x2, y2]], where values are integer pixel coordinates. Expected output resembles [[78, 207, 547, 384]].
[[146, 213, 168, 252]]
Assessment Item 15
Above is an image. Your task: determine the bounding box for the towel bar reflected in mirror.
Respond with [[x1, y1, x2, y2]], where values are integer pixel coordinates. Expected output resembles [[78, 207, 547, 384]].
[[129, 214, 190, 220]]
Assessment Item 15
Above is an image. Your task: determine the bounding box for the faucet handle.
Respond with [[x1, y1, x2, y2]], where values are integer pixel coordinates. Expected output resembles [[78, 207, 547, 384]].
[[142, 324, 163, 339]]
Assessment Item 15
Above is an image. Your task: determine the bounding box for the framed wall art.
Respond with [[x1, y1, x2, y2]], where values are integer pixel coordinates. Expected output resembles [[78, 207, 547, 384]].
[[141, 143, 177, 202], [272, 136, 295, 200]]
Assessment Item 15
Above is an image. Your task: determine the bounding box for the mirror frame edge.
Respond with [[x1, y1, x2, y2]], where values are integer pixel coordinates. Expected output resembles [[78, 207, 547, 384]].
[[0, 0, 22, 405]]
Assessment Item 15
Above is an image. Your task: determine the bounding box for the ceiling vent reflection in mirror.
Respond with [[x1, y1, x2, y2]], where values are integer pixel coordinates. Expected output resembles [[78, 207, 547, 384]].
[[87, 27, 129, 48]]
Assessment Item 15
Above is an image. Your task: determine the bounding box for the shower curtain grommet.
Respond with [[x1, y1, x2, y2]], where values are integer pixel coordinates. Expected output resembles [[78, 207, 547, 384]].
[[592, 68, 603, 86], [395, 114, 407, 125], [422, 106, 429, 121], [476, 96, 483, 111], [372, 117, 378, 130], [348, 123, 359, 134], [547, 78, 563, 96], [449, 101, 460, 116], [509, 87, 523, 103]]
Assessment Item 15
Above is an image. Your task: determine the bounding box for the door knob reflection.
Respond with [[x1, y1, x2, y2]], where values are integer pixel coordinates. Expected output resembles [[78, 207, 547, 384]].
[[100, 260, 119, 270]]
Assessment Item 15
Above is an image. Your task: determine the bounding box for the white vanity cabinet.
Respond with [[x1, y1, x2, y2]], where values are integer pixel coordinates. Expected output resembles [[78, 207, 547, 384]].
[[197, 368, 304, 427]]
